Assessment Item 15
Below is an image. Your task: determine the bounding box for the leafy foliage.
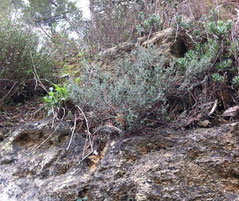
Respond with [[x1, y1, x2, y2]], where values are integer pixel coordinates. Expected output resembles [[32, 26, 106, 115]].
[[44, 83, 70, 116], [174, 12, 235, 89], [64, 46, 176, 130], [216, 59, 232, 71], [167, 8, 239, 124], [137, 12, 162, 36], [232, 76, 239, 88], [212, 73, 224, 84], [0, 18, 55, 102], [207, 19, 232, 38]]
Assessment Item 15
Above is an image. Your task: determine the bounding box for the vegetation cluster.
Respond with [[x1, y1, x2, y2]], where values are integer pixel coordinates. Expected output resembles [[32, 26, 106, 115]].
[[0, 18, 55, 104], [1, 0, 239, 164], [44, 2, 239, 132]]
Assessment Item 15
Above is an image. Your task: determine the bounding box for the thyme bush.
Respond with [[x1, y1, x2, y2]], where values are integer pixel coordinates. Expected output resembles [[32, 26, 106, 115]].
[[67, 46, 177, 130]]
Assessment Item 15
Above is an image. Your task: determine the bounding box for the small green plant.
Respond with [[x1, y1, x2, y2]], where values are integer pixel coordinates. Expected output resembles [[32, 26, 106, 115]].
[[177, 57, 187, 72], [44, 83, 70, 115], [216, 59, 232, 71], [207, 20, 232, 38], [185, 50, 197, 60], [176, 43, 212, 89], [228, 40, 239, 57], [232, 76, 239, 87], [212, 73, 224, 83], [204, 39, 219, 58], [137, 12, 162, 36]]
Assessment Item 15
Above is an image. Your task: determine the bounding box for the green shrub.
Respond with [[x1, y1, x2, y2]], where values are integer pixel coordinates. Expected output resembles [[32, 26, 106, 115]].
[[207, 20, 232, 38], [137, 12, 162, 36], [174, 12, 235, 91], [232, 76, 239, 88], [66, 46, 176, 130], [172, 10, 239, 121], [216, 59, 232, 71], [212, 73, 224, 83], [0, 18, 55, 101]]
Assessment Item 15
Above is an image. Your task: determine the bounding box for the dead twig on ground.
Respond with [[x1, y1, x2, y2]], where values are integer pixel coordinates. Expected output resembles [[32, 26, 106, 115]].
[[209, 99, 218, 116], [31, 105, 47, 120], [30, 50, 48, 93], [66, 112, 77, 150], [75, 105, 94, 153], [78, 150, 94, 165], [30, 105, 66, 154], [0, 81, 18, 103]]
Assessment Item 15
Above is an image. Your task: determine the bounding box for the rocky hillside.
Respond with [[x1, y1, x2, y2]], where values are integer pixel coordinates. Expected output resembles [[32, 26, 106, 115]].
[[1, 1, 239, 200], [1, 27, 239, 200], [1, 114, 239, 200]]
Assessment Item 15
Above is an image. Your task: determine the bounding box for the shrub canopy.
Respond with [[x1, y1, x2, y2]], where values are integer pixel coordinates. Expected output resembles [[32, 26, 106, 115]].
[[0, 18, 55, 102]]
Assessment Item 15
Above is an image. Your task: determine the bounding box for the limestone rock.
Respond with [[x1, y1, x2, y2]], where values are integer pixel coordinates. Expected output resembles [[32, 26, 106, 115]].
[[0, 119, 86, 201], [98, 28, 187, 63], [2, 121, 239, 200], [99, 41, 136, 61], [87, 123, 239, 200]]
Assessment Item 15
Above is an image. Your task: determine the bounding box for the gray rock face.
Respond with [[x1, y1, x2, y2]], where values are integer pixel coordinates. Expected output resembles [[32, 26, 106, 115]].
[[1, 120, 239, 200], [98, 28, 187, 63], [0, 119, 87, 201], [88, 125, 239, 201]]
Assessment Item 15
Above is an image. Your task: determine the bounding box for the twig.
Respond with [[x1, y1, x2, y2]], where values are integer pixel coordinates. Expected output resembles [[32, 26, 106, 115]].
[[78, 151, 93, 165], [185, 30, 196, 44], [61, 106, 66, 121], [174, 23, 179, 43], [0, 81, 18, 102], [66, 112, 77, 150], [145, 27, 153, 45], [33, 120, 61, 151], [31, 105, 47, 119], [75, 105, 94, 152], [51, 106, 57, 128], [75, 105, 96, 165], [209, 99, 218, 116], [82, 136, 88, 160], [29, 50, 48, 93]]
